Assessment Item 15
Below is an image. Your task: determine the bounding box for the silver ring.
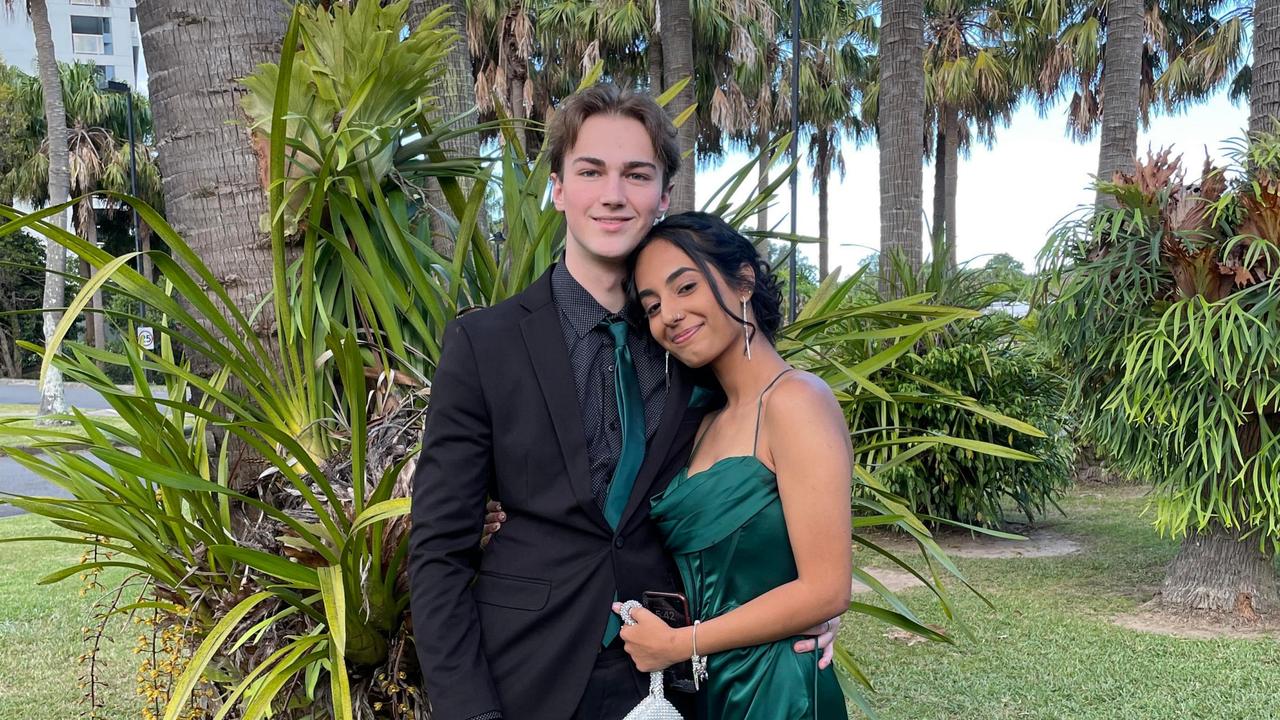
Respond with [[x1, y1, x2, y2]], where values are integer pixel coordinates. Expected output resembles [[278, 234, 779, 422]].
[[822, 620, 830, 635], [619, 600, 642, 626]]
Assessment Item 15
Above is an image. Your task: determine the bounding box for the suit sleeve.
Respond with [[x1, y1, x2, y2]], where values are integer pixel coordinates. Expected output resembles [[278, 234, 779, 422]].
[[409, 320, 502, 719]]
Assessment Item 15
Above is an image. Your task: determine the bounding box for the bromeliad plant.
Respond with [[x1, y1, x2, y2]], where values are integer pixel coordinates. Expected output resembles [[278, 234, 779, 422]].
[[0, 4, 488, 719], [1039, 142, 1280, 616]]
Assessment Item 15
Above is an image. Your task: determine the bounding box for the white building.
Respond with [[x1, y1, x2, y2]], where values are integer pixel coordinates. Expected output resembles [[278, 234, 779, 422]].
[[1, 0, 148, 92]]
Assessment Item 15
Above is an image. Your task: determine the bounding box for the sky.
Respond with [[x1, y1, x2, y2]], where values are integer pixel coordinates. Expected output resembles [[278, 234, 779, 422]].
[[695, 89, 1251, 277]]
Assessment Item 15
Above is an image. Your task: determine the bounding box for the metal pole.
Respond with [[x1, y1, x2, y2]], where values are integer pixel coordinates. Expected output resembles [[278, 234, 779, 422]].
[[125, 90, 145, 340], [126, 91, 140, 266], [788, 0, 800, 322]]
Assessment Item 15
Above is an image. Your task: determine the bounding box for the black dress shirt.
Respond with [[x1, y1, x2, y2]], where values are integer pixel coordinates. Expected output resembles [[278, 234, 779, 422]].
[[551, 261, 668, 504]]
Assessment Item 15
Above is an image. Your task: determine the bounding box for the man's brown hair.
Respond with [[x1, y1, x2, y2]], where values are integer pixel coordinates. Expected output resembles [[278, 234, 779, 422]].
[[545, 84, 681, 187]]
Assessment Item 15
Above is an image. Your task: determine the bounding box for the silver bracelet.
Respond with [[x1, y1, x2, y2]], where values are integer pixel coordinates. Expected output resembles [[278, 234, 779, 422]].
[[691, 620, 709, 691]]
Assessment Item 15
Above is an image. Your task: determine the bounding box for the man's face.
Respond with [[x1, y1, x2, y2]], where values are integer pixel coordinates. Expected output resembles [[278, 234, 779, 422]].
[[551, 114, 671, 266]]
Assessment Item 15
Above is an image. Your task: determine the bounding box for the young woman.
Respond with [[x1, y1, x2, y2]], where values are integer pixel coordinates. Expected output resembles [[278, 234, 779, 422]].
[[613, 211, 853, 719]]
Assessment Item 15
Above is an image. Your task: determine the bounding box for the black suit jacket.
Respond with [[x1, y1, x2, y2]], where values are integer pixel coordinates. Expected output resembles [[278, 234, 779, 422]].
[[409, 266, 706, 720]]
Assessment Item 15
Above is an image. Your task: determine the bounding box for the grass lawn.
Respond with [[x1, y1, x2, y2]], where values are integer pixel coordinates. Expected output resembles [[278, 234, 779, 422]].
[[844, 485, 1280, 720], [3, 486, 1279, 719], [0, 513, 138, 720]]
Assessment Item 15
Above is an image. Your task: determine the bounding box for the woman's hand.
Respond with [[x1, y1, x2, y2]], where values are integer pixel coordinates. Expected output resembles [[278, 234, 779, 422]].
[[612, 602, 690, 673], [479, 500, 505, 548], [792, 615, 841, 669]]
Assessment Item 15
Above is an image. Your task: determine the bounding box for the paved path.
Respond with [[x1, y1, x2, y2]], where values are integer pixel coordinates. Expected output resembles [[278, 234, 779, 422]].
[[0, 454, 79, 518], [0, 379, 168, 410], [0, 380, 166, 518]]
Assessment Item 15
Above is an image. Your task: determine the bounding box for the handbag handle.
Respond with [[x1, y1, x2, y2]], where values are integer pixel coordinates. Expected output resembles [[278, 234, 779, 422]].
[[618, 600, 667, 698]]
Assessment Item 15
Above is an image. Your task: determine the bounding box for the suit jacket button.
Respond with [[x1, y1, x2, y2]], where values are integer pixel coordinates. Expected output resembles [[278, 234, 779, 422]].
[[614, 535, 625, 548]]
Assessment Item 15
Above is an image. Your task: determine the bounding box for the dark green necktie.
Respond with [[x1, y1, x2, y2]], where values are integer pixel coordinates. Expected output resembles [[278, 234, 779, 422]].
[[601, 318, 646, 645]]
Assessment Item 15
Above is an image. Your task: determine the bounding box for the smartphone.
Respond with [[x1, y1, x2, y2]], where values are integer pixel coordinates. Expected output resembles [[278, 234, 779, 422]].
[[642, 591, 698, 693]]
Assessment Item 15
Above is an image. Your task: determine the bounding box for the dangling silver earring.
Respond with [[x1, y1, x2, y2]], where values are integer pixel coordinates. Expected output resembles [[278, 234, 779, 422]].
[[742, 298, 752, 360], [665, 350, 671, 387]]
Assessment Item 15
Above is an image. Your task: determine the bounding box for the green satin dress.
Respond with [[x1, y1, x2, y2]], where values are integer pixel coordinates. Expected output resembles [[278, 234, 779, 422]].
[[650, 370, 847, 720]]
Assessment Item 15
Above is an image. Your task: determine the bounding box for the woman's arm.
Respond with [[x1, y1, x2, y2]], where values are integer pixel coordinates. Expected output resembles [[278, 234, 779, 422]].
[[617, 372, 853, 671]]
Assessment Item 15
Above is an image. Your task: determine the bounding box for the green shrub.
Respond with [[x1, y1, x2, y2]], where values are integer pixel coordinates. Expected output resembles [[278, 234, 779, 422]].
[[874, 339, 1074, 528]]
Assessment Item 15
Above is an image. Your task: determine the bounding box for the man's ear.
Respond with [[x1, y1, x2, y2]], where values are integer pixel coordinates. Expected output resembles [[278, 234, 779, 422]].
[[551, 172, 565, 211], [658, 183, 673, 217]]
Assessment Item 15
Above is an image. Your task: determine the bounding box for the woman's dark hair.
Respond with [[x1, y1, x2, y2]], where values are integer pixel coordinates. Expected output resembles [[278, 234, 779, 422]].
[[626, 211, 784, 344]]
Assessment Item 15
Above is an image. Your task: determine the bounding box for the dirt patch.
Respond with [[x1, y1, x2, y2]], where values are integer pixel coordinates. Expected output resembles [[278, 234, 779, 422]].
[[941, 531, 1082, 559], [1113, 606, 1280, 640], [861, 527, 1083, 560], [852, 567, 926, 594], [1072, 485, 1150, 501]]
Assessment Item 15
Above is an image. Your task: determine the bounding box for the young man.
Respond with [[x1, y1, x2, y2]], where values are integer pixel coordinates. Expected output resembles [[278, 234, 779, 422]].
[[409, 84, 835, 720]]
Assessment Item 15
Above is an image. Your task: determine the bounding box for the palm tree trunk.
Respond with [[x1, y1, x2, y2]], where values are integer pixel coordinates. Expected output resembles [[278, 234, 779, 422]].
[[408, 0, 476, 258], [878, 0, 926, 294], [140, 223, 153, 282], [817, 132, 830, 279], [756, 125, 769, 233], [79, 204, 106, 354], [134, 0, 288, 340], [496, 3, 536, 155], [1158, 522, 1279, 616], [0, 317, 19, 378], [648, 33, 665, 93], [932, 118, 946, 249], [1157, 413, 1279, 616], [135, 0, 288, 486], [945, 110, 959, 267], [1252, 0, 1280, 133], [30, 0, 68, 418], [661, 0, 697, 212], [1095, 0, 1142, 207]]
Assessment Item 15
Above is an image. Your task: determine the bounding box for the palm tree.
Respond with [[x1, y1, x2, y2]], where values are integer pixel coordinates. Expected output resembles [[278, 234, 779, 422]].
[[132, 0, 289, 488], [133, 0, 288, 352], [922, 0, 1020, 264], [5, 0, 68, 417], [466, 1, 652, 157], [800, 3, 873, 278], [879, 0, 928, 292], [2, 62, 162, 354], [468, 0, 536, 149], [1094, 0, 1143, 206], [408, 0, 477, 257], [1023, 0, 1243, 199]]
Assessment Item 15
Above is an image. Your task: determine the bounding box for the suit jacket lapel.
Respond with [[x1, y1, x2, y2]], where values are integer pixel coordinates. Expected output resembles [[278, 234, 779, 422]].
[[519, 270, 611, 533], [620, 361, 693, 529]]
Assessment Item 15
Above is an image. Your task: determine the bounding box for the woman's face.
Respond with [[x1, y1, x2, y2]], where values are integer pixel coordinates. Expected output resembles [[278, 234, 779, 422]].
[[634, 239, 746, 368]]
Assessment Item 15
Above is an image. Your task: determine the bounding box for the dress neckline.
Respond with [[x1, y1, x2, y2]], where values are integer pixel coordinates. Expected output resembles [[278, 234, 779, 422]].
[[683, 367, 793, 478], [681, 454, 773, 483]]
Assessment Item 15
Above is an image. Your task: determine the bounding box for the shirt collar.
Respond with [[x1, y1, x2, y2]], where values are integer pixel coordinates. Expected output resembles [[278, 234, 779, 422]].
[[551, 262, 657, 356], [552, 261, 616, 338]]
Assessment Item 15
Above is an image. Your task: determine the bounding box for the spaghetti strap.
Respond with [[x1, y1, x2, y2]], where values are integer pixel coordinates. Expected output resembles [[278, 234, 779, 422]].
[[688, 410, 722, 460], [751, 368, 793, 456]]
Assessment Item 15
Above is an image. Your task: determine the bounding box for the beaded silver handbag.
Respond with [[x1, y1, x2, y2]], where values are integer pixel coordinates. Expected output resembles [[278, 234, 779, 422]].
[[618, 601, 685, 720]]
